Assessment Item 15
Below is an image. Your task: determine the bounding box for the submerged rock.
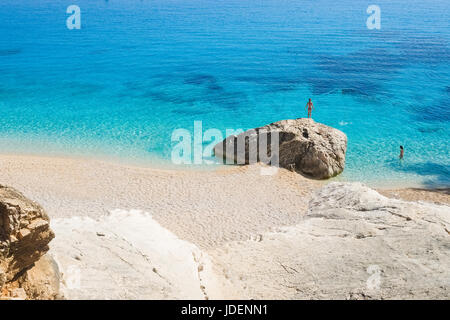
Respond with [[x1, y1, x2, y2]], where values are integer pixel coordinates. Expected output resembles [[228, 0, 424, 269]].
[[0, 185, 56, 299], [214, 118, 347, 179]]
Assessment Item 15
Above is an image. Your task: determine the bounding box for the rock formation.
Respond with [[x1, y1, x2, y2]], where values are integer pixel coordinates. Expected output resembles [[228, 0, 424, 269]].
[[50, 209, 226, 300], [214, 118, 347, 179], [48, 183, 450, 300], [210, 182, 450, 299], [0, 185, 57, 299]]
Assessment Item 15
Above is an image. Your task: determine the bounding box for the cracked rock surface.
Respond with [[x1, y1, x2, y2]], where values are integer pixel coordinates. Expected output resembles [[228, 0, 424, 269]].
[[0, 185, 56, 299], [209, 182, 450, 299], [49, 182, 449, 299], [214, 118, 347, 179], [50, 209, 226, 299]]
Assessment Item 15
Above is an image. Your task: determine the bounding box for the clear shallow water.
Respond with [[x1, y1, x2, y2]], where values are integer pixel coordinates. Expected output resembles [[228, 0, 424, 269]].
[[0, 0, 449, 187]]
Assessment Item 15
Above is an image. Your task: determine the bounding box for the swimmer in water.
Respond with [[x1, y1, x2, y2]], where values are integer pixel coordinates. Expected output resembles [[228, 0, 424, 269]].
[[399, 145, 404, 160]]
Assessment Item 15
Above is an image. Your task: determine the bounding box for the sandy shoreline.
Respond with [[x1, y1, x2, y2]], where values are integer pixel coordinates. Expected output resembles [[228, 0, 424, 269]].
[[0, 153, 448, 299], [0, 153, 324, 248], [0, 153, 448, 247], [378, 188, 450, 206]]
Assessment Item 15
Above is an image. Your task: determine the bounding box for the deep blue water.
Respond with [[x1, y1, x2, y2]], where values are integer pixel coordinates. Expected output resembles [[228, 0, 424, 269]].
[[0, 0, 449, 187]]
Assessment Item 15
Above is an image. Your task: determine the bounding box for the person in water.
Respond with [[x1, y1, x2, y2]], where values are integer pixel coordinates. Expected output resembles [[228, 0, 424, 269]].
[[399, 145, 404, 160], [305, 98, 314, 118]]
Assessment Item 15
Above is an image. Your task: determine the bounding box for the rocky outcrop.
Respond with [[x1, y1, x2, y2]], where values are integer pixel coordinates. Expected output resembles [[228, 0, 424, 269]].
[[48, 183, 450, 300], [50, 209, 226, 300], [210, 182, 450, 299], [22, 254, 61, 300], [214, 118, 347, 179], [0, 185, 56, 299]]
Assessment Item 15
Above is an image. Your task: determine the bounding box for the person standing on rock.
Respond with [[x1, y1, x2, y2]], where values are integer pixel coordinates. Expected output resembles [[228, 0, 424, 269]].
[[305, 98, 315, 118]]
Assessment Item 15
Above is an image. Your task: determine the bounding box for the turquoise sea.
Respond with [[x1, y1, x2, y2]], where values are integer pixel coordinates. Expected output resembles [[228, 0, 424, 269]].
[[0, 0, 449, 187]]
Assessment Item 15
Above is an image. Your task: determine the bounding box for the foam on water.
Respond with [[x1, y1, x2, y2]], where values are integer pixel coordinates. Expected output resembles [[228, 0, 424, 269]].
[[0, 0, 449, 187]]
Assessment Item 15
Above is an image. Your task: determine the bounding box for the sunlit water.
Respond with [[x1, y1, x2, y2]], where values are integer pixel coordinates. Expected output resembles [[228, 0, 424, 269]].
[[0, 0, 449, 187]]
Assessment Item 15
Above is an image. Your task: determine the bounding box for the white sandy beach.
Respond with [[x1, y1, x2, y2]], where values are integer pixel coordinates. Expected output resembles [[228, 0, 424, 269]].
[[0, 153, 448, 299], [0, 153, 322, 248]]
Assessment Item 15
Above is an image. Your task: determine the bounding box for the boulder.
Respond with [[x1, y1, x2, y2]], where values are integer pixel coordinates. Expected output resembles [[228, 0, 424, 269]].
[[214, 118, 347, 179], [0, 185, 55, 298]]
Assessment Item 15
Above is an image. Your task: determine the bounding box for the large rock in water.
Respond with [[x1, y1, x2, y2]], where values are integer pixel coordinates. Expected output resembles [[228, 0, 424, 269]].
[[214, 118, 347, 179], [0, 185, 55, 298]]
